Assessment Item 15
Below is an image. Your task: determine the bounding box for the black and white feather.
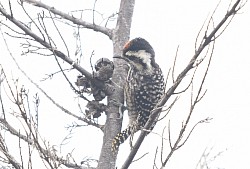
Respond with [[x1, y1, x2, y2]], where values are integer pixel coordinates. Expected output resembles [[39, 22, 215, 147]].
[[112, 37, 165, 152]]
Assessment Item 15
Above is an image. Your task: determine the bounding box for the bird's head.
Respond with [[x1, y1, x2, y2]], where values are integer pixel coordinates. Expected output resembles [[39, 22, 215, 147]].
[[122, 37, 156, 72]]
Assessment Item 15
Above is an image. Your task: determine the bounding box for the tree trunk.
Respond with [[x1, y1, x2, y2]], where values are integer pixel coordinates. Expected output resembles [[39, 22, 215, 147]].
[[97, 0, 135, 169]]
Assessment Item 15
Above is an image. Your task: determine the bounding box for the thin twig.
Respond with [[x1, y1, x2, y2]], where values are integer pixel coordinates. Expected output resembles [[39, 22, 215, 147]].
[[22, 0, 113, 39], [121, 1, 244, 168], [171, 45, 179, 83], [0, 27, 102, 129], [153, 147, 158, 169]]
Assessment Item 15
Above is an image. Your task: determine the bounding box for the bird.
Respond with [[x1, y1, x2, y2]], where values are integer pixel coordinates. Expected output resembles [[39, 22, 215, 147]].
[[111, 37, 165, 152]]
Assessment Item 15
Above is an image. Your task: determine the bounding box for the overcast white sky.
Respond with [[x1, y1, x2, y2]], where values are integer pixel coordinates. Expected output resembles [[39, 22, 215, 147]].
[[1, 0, 250, 169]]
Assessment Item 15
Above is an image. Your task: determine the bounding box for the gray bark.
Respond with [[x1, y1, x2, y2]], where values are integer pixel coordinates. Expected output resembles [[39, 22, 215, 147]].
[[96, 0, 135, 169]]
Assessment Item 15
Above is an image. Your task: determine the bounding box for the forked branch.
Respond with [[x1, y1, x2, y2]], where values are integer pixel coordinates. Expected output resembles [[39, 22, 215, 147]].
[[121, 1, 245, 168], [21, 0, 113, 39]]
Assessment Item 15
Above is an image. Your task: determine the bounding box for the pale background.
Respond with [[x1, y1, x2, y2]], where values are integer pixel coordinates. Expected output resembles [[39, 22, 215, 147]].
[[1, 0, 250, 168]]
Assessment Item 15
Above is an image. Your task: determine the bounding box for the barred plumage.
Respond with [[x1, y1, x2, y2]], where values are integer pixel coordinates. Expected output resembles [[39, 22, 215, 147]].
[[112, 38, 165, 152]]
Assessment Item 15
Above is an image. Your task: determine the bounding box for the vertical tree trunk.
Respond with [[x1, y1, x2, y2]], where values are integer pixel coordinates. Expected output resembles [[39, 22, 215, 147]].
[[97, 0, 135, 169]]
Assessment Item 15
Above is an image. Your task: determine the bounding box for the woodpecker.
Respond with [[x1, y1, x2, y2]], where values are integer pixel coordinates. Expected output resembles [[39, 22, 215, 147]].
[[111, 37, 165, 152]]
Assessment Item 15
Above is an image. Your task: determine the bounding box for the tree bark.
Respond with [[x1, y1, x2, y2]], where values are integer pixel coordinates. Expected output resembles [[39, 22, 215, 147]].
[[97, 0, 135, 169]]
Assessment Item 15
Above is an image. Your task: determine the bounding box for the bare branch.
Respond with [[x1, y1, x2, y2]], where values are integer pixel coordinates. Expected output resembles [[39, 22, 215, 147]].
[[0, 106, 91, 169], [195, 146, 227, 169], [0, 6, 93, 79], [132, 152, 149, 163], [19, 1, 46, 42], [22, 0, 113, 39], [0, 29, 102, 129], [157, 96, 179, 122], [0, 118, 32, 144], [160, 16, 215, 169], [41, 68, 74, 81], [121, 1, 245, 168], [171, 45, 179, 83], [153, 147, 158, 169], [160, 126, 166, 166], [49, 11, 70, 57], [167, 120, 173, 150], [0, 134, 22, 169]]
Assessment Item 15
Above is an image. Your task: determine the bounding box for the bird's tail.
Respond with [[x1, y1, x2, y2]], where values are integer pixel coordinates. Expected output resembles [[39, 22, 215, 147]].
[[111, 123, 138, 153]]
